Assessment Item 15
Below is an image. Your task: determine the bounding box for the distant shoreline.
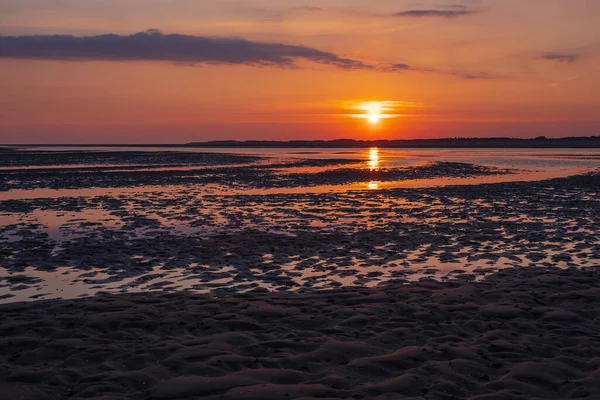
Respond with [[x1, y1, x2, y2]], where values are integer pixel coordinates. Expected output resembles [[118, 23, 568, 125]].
[[3, 136, 600, 148]]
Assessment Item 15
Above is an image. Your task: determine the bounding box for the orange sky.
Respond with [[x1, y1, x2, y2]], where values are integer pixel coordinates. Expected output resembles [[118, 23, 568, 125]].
[[1, 0, 599, 143]]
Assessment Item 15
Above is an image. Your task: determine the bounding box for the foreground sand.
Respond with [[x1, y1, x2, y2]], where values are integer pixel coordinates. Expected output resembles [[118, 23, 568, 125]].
[[1, 267, 600, 400]]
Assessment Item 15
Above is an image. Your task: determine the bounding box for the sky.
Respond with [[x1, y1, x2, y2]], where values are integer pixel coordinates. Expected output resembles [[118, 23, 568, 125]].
[[1, 0, 599, 143]]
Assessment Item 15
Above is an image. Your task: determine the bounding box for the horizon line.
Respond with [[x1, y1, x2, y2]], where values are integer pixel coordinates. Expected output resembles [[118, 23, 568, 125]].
[[3, 136, 600, 149]]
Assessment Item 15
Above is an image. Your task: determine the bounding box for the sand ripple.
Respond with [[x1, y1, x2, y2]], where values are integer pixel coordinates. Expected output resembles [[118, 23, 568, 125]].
[[1, 267, 600, 399]]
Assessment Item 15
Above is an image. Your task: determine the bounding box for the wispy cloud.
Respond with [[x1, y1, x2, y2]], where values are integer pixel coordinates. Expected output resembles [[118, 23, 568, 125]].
[[453, 71, 499, 80], [292, 6, 324, 12], [540, 53, 582, 63], [391, 9, 478, 18], [411, 67, 500, 80], [443, 5, 470, 9], [379, 63, 411, 71]]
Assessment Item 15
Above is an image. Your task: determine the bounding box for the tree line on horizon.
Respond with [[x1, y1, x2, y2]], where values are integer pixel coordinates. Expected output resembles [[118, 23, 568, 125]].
[[186, 136, 600, 148]]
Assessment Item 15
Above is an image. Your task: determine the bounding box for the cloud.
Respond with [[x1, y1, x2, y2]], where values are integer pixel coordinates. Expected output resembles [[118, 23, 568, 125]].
[[392, 9, 477, 18], [0, 29, 370, 69], [0, 29, 499, 80], [443, 5, 470, 9], [293, 6, 324, 12], [379, 63, 411, 71], [409, 67, 500, 80], [376, 62, 497, 79], [540, 53, 581, 63], [455, 72, 499, 80]]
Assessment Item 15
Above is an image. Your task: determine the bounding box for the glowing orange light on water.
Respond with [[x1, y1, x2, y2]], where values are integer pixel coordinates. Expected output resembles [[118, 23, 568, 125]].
[[368, 181, 380, 190], [369, 147, 379, 171], [367, 147, 380, 190]]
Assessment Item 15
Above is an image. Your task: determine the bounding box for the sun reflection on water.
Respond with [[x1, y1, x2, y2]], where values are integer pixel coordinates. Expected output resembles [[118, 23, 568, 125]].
[[368, 148, 380, 190], [369, 148, 379, 171], [368, 181, 380, 190]]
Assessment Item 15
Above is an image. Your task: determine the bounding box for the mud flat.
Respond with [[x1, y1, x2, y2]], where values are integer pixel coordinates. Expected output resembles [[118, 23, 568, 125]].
[[0, 160, 511, 192], [1, 149, 600, 398], [1, 171, 600, 302], [1, 267, 600, 399], [0, 148, 264, 168]]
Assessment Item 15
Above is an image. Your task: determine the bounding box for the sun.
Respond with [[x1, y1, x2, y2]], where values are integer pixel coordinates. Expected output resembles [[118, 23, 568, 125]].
[[368, 113, 381, 124], [337, 100, 411, 125], [365, 102, 383, 124]]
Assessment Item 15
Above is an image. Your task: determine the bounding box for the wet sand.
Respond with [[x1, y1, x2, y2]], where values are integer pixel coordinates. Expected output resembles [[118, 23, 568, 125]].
[[2, 148, 600, 399], [1, 267, 600, 399], [2, 171, 600, 302], [0, 159, 510, 192]]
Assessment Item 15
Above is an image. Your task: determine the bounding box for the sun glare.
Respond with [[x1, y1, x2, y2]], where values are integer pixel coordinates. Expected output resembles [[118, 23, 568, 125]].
[[368, 113, 381, 124], [338, 100, 410, 125], [368, 181, 380, 190], [369, 147, 379, 171], [366, 102, 382, 124], [368, 148, 380, 190]]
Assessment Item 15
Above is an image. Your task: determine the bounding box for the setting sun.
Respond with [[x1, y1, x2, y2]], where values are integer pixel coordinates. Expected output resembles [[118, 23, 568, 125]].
[[368, 113, 381, 124], [338, 100, 411, 126], [364, 102, 383, 124], [2, 2, 600, 399]]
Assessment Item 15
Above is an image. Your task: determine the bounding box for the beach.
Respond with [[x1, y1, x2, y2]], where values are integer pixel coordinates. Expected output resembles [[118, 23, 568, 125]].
[[4, 1, 600, 397], [1, 147, 600, 399], [2, 267, 600, 399]]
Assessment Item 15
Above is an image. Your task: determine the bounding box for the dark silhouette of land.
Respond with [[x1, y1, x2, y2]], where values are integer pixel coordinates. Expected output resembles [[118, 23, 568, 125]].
[[187, 137, 600, 148], [5, 136, 600, 148]]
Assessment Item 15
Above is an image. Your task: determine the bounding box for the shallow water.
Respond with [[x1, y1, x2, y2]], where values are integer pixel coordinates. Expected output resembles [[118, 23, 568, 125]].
[[1, 147, 599, 200], [17, 146, 600, 166], [1, 147, 599, 303]]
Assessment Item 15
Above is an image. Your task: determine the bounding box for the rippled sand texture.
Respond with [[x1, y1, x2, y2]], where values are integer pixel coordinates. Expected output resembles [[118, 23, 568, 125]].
[[1, 147, 600, 399], [2, 268, 600, 400]]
